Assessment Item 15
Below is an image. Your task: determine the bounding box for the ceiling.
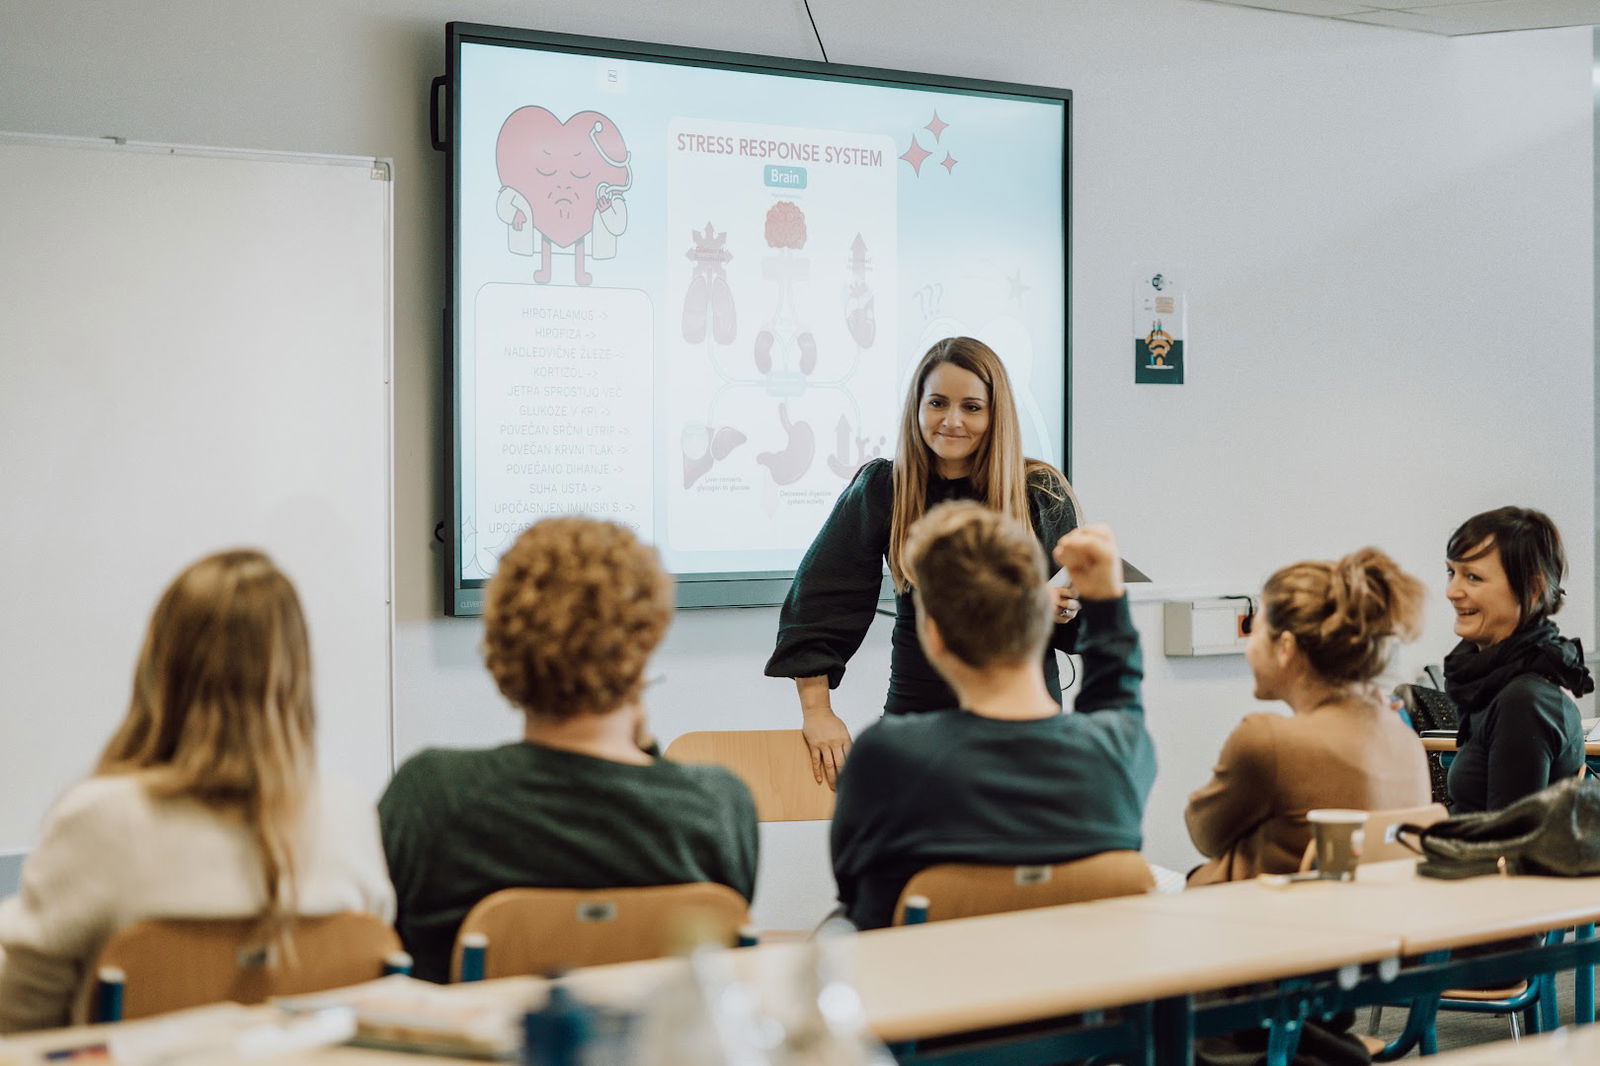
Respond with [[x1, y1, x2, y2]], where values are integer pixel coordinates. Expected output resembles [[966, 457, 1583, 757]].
[[1198, 0, 1600, 34]]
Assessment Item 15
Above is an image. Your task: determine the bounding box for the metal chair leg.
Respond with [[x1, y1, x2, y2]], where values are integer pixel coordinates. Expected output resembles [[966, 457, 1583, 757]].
[[1578, 923, 1596, 1026]]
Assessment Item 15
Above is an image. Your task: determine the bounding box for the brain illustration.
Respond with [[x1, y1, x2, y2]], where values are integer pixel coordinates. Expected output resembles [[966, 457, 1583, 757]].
[[764, 201, 807, 250], [496, 106, 629, 250]]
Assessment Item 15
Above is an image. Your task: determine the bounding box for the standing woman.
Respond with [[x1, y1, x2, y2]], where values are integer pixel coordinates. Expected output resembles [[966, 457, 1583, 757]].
[[0, 550, 394, 1031], [765, 337, 1082, 788], [1443, 507, 1593, 813]]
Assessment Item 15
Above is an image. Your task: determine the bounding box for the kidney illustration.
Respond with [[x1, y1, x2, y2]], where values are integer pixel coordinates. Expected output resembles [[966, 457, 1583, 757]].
[[495, 107, 632, 286]]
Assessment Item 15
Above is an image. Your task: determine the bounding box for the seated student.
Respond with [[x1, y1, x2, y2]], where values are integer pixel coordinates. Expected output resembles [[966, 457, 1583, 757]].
[[0, 550, 394, 1032], [380, 517, 758, 982], [829, 504, 1156, 931], [1186, 548, 1430, 887], [1442, 507, 1592, 813]]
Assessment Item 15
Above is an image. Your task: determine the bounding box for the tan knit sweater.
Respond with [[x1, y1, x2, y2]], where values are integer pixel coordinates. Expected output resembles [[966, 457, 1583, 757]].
[[1185, 702, 1430, 887]]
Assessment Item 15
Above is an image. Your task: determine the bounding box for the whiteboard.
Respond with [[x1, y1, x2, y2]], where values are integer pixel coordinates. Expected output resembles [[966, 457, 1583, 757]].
[[0, 134, 393, 848]]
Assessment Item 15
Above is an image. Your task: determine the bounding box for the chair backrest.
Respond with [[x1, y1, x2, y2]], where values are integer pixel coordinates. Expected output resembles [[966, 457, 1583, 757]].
[[891, 850, 1155, 925], [1298, 802, 1451, 872], [91, 912, 402, 1022], [663, 729, 835, 821], [451, 882, 749, 981]]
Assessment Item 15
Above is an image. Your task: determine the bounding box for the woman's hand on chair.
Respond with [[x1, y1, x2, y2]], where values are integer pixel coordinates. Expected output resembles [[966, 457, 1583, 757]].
[[796, 677, 851, 790]]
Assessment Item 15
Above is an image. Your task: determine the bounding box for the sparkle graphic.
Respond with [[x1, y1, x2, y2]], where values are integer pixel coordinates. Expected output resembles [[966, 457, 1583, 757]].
[[1008, 268, 1030, 302], [899, 136, 932, 175], [940, 153, 958, 174], [924, 111, 949, 142]]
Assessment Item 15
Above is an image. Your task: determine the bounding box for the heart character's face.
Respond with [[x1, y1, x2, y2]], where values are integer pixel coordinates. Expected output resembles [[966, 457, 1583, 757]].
[[496, 107, 628, 249]]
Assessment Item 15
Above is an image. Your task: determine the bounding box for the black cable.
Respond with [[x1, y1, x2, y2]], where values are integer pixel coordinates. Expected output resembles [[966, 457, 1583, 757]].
[[801, 0, 830, 63]]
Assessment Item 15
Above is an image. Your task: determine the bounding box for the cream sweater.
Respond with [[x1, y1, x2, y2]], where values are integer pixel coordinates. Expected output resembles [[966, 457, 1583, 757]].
[[0, 773, 395, 1032]]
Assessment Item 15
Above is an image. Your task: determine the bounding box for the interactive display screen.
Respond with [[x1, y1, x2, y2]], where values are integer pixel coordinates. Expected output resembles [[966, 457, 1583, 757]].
[[445, 23, 1070, 612]]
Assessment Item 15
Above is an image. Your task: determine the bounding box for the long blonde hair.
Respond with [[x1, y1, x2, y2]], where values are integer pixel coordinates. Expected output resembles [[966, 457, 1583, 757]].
[[888, 337, 1069, 588], [98, 549, 315, 943]]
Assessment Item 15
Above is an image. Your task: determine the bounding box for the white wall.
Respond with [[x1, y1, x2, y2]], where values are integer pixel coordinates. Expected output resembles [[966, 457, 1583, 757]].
[[0, 0, 1591, 930]]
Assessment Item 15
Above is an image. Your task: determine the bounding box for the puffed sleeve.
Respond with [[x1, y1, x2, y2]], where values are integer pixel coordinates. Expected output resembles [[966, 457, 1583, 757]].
[[765, 459, 893, 689], [1027, 466, 1082, 654], [1184, 714, 1280, 860]]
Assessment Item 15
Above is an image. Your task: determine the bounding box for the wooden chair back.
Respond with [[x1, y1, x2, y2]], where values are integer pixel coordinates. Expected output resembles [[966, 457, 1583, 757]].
[[664, 729, 835, 821], [451, 882, 749, 980], [92, 912, 401, 1021], [1298, 802, 1450, 872], [891, 850, 1155, 925]]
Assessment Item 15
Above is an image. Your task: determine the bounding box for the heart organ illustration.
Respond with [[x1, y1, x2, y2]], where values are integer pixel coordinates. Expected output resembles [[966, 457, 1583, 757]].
[[495, 107, 632, 286]]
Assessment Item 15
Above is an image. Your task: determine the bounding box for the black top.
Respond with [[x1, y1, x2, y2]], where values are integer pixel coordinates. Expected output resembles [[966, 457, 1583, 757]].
[[828, 596, 1156, 930], [765, 458, 1081, 715], [1444, 619, 1593, 814], [378, 742, 758, 982]]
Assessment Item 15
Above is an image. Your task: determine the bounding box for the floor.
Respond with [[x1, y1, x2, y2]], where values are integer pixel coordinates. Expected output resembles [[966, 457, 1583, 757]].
[[1368, 970, 1579, 1055]]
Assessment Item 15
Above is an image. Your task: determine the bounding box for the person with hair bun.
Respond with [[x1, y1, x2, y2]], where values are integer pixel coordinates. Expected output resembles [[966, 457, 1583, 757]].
[[379, 517, 757, 982], [828, 504, 1154, 930], [0, 550, 394, 1032], [767, 337, 1084, 790], [1185, 548, 1431, 887], [1443, 507, 1593, 813]]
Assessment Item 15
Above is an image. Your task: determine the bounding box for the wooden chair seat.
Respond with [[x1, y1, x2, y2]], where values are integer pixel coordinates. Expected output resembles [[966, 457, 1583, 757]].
[[451, 882, 749, 981], [91, 912, 402, 1022], [893, 850, 1155, 925], [663, 729, 834, 822]]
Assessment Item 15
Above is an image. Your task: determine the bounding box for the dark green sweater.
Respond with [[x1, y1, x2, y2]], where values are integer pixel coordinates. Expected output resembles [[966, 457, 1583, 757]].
[[829, 596, 1155, 930], [766, 458, 1080, 715], [378, 742, 758, 982]]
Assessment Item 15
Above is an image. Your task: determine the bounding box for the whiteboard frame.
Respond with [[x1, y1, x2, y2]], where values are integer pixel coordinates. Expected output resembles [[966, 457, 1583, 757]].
[[0, 132, 397, 843]]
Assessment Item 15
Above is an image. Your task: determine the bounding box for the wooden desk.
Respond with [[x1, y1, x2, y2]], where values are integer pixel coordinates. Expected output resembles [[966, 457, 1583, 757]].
[[553, 901, 1399, 1041], [1422, 736, 1600, 759], [10, 866, 1600, 1066], [1429, 1024, 1600, 1065], [1124, 859, 1600, 954]]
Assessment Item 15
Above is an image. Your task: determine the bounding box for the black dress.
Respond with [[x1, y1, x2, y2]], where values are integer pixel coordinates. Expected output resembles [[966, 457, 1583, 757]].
[[764, 458, 1080, 715]]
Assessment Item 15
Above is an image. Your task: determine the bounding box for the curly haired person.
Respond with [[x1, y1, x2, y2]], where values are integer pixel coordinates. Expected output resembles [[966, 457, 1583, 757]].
[[379, 518, 757, 982]]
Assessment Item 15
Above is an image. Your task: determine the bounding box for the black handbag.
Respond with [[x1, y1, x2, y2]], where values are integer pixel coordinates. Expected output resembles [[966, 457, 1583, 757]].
[[1400, 777, 1600, 879]]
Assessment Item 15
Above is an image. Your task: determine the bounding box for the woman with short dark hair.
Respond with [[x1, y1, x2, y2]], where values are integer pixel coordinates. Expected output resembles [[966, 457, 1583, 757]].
[[1444, 506, 1593, 813]]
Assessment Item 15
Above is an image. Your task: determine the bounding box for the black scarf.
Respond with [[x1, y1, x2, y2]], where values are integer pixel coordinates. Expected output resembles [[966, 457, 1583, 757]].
[[1444, 619, 1594, 737]]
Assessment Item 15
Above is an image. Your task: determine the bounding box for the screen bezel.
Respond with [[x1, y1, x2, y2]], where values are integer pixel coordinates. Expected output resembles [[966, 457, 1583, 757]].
[[443, 21, 1072, 614]]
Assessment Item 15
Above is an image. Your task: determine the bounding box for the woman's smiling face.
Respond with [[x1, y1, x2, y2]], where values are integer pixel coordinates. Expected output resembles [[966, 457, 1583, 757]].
[[1446, 539, 1522, 648], [918, 362, 990, 479]]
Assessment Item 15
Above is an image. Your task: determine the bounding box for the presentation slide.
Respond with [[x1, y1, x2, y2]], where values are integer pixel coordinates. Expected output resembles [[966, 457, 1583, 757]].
[[452, 33, 1068, 604]]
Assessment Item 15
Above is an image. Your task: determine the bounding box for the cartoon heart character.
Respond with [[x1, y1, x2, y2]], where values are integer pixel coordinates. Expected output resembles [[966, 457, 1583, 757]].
[[495, 107, 632, 286]]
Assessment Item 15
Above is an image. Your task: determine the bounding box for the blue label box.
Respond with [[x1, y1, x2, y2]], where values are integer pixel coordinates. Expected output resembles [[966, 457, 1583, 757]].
[[764, 165, 807, 189]]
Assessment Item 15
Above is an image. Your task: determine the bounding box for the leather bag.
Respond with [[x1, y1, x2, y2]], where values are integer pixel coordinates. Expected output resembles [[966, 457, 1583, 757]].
[[1400, 777, 1600, 879]]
